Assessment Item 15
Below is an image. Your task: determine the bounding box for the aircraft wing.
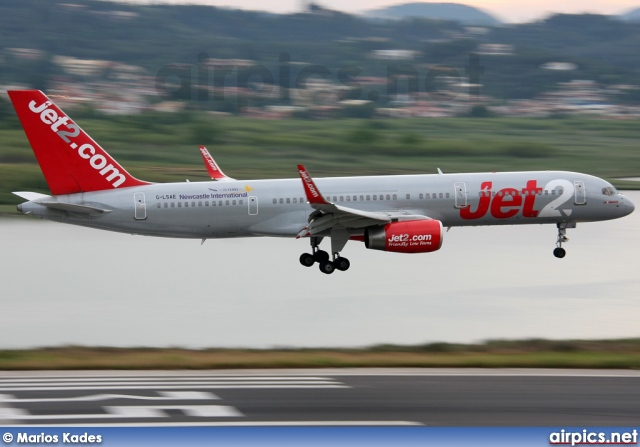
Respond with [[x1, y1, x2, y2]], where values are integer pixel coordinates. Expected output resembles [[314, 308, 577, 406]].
[[200, 146, 234, 181], [296, 164, 430, 237]]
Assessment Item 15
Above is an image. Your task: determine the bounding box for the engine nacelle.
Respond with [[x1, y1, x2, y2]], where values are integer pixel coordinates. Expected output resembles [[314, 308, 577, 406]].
[[364, 220, 444, 253]]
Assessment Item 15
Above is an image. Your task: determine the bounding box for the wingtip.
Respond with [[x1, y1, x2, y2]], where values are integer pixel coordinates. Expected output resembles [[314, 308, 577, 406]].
[[297, 165, 328, 205]]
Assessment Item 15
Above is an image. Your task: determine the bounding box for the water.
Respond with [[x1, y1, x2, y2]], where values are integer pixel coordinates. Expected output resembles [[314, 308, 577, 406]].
[[1, 191, 639, 349]]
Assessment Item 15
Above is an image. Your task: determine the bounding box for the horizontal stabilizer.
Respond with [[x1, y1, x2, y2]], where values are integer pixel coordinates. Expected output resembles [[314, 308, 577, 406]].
[[12, 191, 49, 201], [38, 201, 112, 216]]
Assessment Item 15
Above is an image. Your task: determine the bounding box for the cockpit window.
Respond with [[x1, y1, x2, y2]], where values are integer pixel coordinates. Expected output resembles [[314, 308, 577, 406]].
[[602, 187, 618, 196]]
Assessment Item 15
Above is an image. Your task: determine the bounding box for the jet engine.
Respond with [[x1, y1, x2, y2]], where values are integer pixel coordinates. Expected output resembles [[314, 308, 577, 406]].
[[364, 220, 444, 253]]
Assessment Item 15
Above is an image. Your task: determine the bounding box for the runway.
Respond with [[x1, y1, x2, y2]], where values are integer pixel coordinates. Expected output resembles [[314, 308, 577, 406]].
[[2, 369, 640, 426]]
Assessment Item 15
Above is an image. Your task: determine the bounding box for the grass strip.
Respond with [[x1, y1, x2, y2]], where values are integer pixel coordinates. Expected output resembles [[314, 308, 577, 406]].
[[3, 340, 640, 370]]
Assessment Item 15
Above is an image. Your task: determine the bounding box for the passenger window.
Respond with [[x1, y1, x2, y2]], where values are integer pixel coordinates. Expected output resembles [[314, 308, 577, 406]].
[[426, 193, 430, 199], [293, 198, 297, 203], [157, 203, 161, 208], [279, 198, 283, 204], [164, 203, 168, 208], [273, 198, 277, 204], [393, 194, 397, 200], [419, 193, 423, 199], [171, 202, 175, 208], [386, 194, 390, 200], [219, 201, 223, 206], [212, 201, 216, 206], [360, 196, 365, 201], [551, 190, 556, 195], [346, 196, 350, 201], [286, 198, 290, 204], [184, 202, 188, 207], [439, 193, 443, 199], [232, 200, 236, 205], [373, 195, 377, 200], [353, 196, 357, 201], [226, 200, 230, 205], [198, 201, 202, 207], [446, 193, 450, 198], [406, 194, 410, 199], [205, 201, 209, 206], [178, 202, 182, 208], [239, 200, 243, 205], [192, 202, 196, 207]]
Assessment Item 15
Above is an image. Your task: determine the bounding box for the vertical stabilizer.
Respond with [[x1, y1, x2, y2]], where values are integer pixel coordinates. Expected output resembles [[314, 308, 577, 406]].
[[8, 90, 149, 195]]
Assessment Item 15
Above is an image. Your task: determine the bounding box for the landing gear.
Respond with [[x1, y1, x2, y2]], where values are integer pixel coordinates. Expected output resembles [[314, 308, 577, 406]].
[[313, 250, 330, 263], [300, 236, 350, 274], [553, 222, 570, 258], [553, 247, 566, 259], [317, 254, 350, 274], [299, 253, 315, 267], [319, 260, 335, 274], [334, 256, 351, 271]]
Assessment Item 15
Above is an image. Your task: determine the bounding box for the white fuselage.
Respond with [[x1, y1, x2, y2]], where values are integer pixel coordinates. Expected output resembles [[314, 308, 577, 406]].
[[18, 170, 635, 239]]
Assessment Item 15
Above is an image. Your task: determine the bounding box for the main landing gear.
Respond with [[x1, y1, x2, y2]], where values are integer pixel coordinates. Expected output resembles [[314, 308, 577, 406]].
[[553, 222, 573, 258], [299, 237, 350, 274]]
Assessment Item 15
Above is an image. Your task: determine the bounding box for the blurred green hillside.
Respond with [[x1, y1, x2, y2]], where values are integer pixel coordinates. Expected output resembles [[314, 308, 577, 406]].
[[1, 106, 639, 204]]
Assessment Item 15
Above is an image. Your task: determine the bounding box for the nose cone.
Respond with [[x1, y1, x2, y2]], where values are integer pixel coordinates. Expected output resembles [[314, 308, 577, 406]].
[[619, 194, 635, 217]]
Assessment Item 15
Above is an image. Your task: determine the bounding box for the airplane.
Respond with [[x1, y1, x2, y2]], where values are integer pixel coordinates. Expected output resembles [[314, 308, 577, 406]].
[[7, 90, 636, 274]]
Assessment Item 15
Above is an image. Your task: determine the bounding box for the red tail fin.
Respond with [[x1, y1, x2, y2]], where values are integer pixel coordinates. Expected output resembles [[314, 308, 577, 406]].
[[8, 90, 149, 195], [199, 146, 233, 181]]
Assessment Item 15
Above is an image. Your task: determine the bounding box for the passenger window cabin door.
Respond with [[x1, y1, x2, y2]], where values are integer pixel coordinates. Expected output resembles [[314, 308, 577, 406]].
[[248, 196, 258, 215], [574, 181, 586, 205], [134, 192, 147, 220], [454, 182, 467, 208]]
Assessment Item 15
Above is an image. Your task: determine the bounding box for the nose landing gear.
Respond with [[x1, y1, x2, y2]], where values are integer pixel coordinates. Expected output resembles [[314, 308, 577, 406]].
[[553, 222, 574, 258]]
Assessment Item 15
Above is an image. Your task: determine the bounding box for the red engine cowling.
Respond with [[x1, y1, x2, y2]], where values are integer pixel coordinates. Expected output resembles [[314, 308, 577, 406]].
[[364, 220, 443, 253]]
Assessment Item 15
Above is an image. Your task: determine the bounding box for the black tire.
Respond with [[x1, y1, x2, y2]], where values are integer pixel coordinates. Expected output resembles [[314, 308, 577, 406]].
[[299, 253, 315, 267], [553, 247, 566, 258], [319, 260, 335, 274], [314, 250, 330, 263], [335, 257, 350, 271]]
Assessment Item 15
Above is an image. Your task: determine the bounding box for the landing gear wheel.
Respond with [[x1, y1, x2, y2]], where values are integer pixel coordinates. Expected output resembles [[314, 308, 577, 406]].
[[553, 247, 566, 258], [319, 260, 335, 274], [299, 253, 315, 267], [554, 223, 570, 259], [334, 257, 351, 271], [314, 250, 330, 263]]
